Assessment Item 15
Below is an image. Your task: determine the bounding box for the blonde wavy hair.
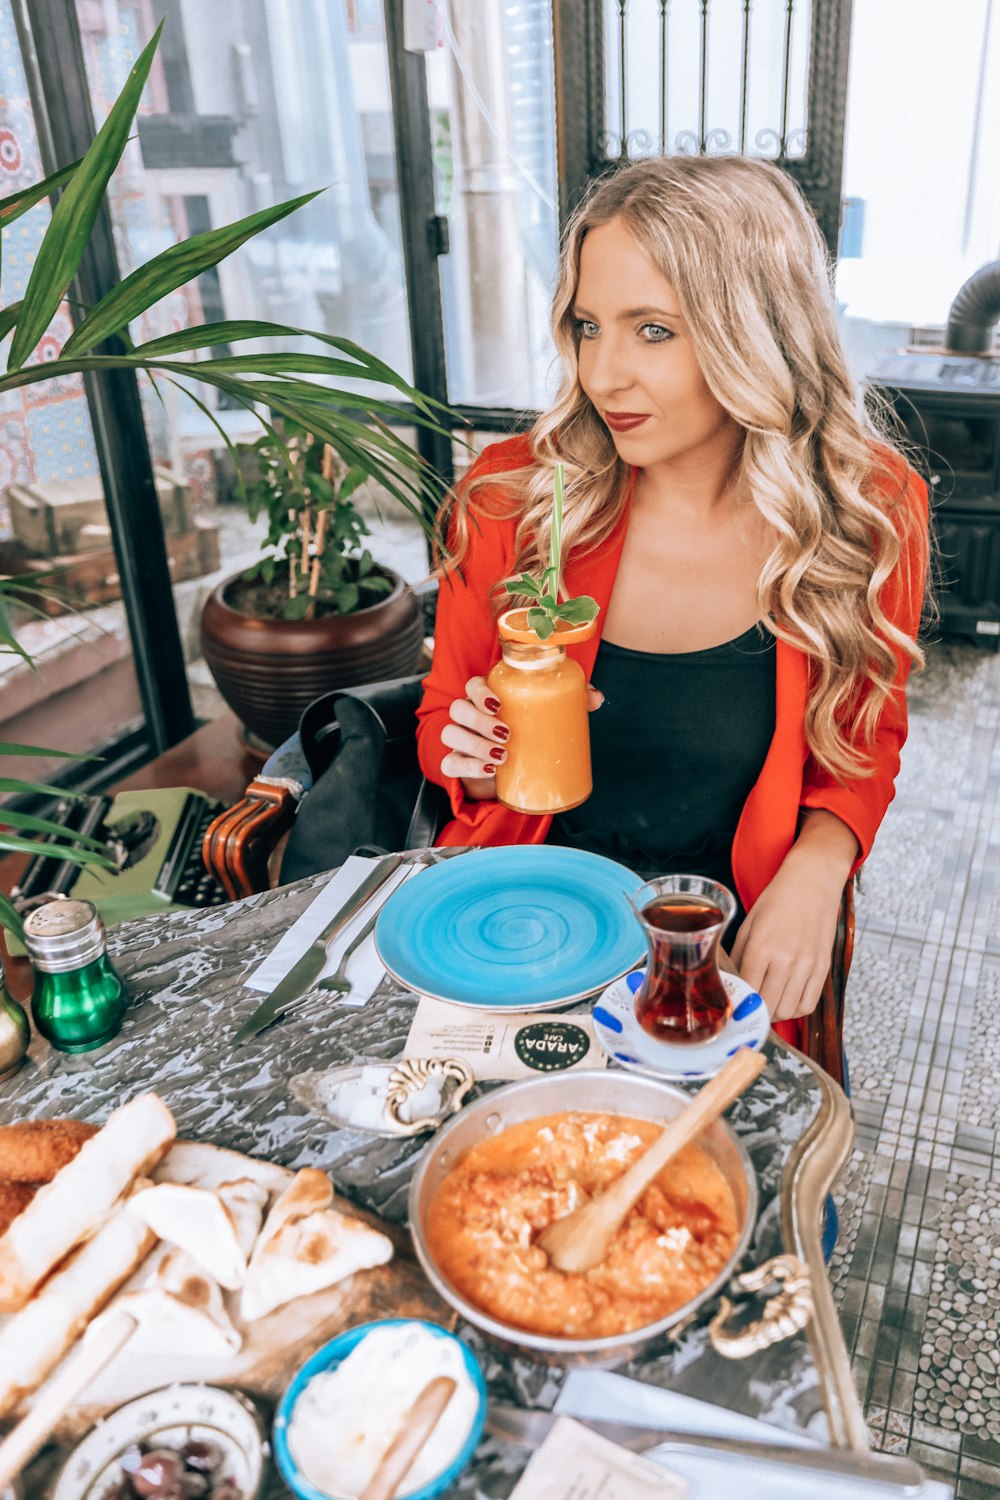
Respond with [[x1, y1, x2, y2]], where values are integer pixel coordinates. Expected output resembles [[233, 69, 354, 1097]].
[[445, 154, 926, 781]]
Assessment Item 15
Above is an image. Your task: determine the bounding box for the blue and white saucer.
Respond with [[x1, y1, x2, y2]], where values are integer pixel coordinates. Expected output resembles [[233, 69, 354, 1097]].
[[592, 970, 770, 1081]]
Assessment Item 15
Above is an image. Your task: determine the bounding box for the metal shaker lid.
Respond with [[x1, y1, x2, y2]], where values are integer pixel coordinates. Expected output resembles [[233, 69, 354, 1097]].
[[23, 897, 107, 971]]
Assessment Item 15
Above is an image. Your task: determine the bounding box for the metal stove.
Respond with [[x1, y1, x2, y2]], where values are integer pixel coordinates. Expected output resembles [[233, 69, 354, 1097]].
[[866, 261, 1000, 644]]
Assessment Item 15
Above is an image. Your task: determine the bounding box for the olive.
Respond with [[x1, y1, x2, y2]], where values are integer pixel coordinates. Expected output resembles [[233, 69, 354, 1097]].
[[129, 1448, 184, 1497], [182, 1440, 222, 1474]]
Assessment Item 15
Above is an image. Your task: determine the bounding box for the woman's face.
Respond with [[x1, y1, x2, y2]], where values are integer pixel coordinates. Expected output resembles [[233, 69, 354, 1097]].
[[573, 216, 740, 473]]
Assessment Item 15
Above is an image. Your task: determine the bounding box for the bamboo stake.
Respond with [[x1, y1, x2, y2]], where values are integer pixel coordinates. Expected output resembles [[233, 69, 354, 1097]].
[[288, 508, 298, 599], [305, 508, 329, 620], [300, 504, 313, 581]]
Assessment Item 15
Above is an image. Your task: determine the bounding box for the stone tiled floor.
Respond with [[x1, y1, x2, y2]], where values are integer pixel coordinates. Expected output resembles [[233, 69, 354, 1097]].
[[828, 640, 1000, 1500]]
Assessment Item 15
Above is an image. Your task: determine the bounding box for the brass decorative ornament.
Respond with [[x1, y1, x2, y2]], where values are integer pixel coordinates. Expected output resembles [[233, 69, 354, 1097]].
[[708, 1253, 814, 1360]]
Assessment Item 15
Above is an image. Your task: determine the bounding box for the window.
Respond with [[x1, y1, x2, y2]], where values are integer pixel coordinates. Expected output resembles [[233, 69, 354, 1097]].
[[427, 0, 560, 408], [75, 0, 424, 717], [837, 0, 1000, 379], [0, 0, 144, 786]]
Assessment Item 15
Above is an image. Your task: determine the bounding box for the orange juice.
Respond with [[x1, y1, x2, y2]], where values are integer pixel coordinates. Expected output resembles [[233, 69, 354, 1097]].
[[486, 609, 597, 814]]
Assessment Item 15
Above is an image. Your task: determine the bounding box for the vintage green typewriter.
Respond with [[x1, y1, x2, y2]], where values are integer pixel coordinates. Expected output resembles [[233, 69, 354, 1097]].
[[12, 787, 230, 929]]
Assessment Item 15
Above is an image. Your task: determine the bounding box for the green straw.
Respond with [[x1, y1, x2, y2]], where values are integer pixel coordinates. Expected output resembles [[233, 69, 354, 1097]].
[[549, 463, 564, 602]]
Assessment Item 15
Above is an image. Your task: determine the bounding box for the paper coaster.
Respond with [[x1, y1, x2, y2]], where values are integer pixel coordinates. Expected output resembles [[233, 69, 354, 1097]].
[[592, 970, 770, 1081]]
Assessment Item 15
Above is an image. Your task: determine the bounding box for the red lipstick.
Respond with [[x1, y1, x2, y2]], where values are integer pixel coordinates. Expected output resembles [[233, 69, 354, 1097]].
[[604, 412, 650, 432]]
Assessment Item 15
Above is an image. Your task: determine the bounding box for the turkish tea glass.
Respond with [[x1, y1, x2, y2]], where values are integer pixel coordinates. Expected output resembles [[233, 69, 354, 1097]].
[[629, 874, 736, 1045]]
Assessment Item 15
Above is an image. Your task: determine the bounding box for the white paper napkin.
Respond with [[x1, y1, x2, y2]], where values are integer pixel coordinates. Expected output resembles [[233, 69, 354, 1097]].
[[244, 855, 418, 1008], [556, 1371, 954, 1500]]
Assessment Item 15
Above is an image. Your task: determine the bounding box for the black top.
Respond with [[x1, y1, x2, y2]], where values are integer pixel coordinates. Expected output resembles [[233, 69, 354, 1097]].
[[549, 624, 777, 918]]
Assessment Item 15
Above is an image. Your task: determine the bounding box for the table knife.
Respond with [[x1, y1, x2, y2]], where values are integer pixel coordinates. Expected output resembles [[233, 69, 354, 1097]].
[[486, 1406, 926, 1493], [233, 853, 405, 1044]]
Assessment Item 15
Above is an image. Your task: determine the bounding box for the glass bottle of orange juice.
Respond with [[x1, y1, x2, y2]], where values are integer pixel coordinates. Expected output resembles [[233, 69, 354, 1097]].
[[486, 608, 598, 814]]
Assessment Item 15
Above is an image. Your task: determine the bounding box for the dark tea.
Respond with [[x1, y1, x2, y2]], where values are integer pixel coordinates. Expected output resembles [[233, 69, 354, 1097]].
[[635, 894, 731, 1044]]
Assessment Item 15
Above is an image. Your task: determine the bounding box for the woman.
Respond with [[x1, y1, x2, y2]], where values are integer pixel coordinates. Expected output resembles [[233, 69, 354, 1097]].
[[416, 155, 928, 1051]]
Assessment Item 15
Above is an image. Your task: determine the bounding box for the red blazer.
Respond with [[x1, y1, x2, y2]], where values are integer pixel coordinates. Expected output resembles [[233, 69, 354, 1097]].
[[416, 435, 929, 1042]]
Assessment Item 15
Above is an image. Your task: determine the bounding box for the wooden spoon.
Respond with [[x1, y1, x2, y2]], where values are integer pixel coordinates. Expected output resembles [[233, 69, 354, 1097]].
[[537, 1046, 766, 1274], [359, 1375, 457, 1500]]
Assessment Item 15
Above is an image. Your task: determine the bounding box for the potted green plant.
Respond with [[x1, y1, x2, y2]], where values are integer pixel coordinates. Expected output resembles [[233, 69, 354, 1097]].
[[0, 21, 450, 752], [200, 423, 426, 747]]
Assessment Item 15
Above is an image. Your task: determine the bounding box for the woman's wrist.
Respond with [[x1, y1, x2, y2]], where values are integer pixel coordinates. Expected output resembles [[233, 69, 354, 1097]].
[[786, 808, 859, 891]]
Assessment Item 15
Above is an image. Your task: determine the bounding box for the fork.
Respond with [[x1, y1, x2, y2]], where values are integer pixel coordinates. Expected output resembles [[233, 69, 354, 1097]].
[[317, 846, 472, 998]]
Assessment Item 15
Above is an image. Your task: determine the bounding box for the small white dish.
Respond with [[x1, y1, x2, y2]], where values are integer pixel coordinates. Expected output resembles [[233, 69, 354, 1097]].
[[592, 970, 770, 1081], [290, 1057, 474, 1136], [50, 1383, 265, 1500]]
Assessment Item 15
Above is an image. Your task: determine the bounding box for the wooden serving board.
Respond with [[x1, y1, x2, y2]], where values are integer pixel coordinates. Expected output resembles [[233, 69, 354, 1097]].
[[18, 1140, 454, 1442]]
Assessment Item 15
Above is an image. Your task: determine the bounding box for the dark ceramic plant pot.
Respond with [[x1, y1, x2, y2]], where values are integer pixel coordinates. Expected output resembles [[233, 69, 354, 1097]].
[[200, 565, 424, 748]]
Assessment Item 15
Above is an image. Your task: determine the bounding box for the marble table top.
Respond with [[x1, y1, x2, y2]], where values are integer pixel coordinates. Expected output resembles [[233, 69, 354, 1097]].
[[0, 869, 854, 1497]]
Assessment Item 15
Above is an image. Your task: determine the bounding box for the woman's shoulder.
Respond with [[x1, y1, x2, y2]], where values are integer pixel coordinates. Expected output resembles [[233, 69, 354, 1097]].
[[456, 432, 537, 533], [439, 433, 536, 579], [463, 431, 536, 487]]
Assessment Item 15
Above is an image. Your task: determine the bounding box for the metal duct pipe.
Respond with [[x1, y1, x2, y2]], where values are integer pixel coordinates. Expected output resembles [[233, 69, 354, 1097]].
[[945, 260, 1000, 353]]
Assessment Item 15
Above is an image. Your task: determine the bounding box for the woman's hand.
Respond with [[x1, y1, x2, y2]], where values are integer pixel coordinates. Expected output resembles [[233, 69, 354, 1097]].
[[440, 677, 510, 800], [730, 810, 858, 1023], [440, 677, 606, 801]]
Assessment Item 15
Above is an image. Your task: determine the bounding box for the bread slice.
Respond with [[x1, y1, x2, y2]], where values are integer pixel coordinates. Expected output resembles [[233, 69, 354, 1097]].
[[241, 1168, 392, 1323], [113, 1246, 242, 1358], [0, 1093, 176, 1312], [0, 1204, 156, 1418]]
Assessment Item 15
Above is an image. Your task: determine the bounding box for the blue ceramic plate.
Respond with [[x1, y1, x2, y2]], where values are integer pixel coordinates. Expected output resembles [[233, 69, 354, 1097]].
[[592, 969, 770, 1081], [375, 846, 646, 1011]]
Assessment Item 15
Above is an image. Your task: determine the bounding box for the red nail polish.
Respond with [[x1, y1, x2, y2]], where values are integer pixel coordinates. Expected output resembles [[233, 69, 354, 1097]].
[[485, 697, 501, 714], [482, 764, 496, 776], [492, 724, 510, 742], [490, 746, 506, 761]]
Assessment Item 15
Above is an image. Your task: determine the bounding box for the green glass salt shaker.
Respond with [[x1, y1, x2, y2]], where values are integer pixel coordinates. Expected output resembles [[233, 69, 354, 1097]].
[[0, 960, 29, 1081], [24, 898, 128, 1053]]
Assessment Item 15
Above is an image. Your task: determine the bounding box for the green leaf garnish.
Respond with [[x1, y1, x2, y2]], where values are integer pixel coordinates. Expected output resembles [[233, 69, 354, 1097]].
[[527, 607, 556, 639], [499, 464, 599, 638], [555, 595, 599, 624]]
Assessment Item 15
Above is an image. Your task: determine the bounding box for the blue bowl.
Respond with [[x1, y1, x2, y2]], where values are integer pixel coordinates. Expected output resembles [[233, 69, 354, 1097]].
[[273, 1318, 487, 1500]]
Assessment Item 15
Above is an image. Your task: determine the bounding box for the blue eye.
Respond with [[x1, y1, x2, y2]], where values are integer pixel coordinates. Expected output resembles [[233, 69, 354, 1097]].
[[575, 318, 599, 340], [640, 323, 674, 343]]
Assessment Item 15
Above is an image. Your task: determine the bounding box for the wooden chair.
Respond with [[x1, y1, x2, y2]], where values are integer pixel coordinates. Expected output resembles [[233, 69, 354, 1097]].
[[203, 683, 852, 1087]]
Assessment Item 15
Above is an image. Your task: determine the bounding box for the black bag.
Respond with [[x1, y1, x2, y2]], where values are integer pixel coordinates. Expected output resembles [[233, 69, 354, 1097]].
[[278, 676, 447, 883]]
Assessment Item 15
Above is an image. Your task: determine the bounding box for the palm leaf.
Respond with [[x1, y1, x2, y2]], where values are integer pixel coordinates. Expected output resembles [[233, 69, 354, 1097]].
[[7, 20, 163, 370], [63, 190, 321, 356], [0, 808, 109, 854], [0, 741, 97, 759], [0, 301, 22, 343], [0, 776, 87, 798], [0, 156, 82, 226], [158, 374, 254, 510], [0, 599, 33, 665], [0, 830, 110, 864], [0, 353, 451, 461], [132, 321, 448, 406], [0, 893, 24, 943]]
